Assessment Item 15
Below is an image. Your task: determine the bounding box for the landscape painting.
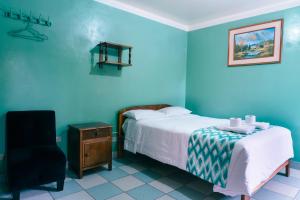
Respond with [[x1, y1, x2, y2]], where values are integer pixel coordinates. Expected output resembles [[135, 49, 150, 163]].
[[234, 27, 275, 60], [228, 19, 283, 66]]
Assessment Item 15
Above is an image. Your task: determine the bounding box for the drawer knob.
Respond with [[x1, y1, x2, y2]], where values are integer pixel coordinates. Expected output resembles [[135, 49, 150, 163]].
[[84, 153, 88, 157]]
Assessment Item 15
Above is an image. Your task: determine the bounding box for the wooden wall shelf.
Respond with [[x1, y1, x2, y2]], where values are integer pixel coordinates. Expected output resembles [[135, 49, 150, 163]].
[[98, 42, 132, 70], [98, 61, 131, 67]]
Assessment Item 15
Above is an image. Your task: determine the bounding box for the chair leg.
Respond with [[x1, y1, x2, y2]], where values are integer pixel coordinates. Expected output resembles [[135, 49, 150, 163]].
[[285, 161, 290, 177], [57, 179, 64, 191], [108, 161, 112, 171], [12, 191, 20, 200]]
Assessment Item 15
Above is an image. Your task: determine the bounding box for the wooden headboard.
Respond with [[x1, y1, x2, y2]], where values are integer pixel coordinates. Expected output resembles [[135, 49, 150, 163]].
[[117, 104, 170, 157]]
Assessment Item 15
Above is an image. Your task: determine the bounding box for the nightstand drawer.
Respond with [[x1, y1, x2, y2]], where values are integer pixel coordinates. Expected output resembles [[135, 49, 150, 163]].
[[82, 128, 111, 140]]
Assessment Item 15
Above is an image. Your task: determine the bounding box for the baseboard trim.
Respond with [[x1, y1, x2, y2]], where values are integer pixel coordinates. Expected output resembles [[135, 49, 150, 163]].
[[112, 151, 117, 158], [291, 160, 300, 170], [112, 132, 117, 143]]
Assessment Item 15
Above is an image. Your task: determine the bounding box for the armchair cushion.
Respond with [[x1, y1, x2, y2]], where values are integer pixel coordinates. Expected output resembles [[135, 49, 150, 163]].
[[8, 145, 66, 190]]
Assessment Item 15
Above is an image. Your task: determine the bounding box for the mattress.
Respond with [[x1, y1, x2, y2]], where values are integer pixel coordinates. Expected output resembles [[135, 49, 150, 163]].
[[122, 114, 294, 196]]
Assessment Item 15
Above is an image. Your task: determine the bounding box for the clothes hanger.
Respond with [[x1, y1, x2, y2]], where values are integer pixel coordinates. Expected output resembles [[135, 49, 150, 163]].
[[8, 22, 48, 42]]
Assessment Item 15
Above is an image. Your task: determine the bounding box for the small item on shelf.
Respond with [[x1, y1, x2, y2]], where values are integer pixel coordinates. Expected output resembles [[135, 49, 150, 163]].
[[98, 42, 132, 70]]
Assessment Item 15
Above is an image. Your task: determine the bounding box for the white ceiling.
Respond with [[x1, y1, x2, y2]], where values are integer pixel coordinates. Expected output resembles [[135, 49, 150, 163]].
[[95, 0, 300, 31]]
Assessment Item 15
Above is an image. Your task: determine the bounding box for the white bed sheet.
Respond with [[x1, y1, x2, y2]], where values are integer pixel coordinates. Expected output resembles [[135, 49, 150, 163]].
[[123, 114, 294, 196]]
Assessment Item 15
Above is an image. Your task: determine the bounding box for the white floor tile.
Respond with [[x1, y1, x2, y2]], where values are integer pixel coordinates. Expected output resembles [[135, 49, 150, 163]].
[[56, 191, 93, 200], [64, 177, 73, 182], [119, 165, 139, 174], [107, 193, 135, 200], [149, 177, 182, 193], [264, 180, 299, 198], [156, 195, 176, 200], [42, 182, 56, 188], [22, 191, 53, 200], [112, 175, 144, 191], [291, 168, 300, 179], [75, 174, 107, 189]]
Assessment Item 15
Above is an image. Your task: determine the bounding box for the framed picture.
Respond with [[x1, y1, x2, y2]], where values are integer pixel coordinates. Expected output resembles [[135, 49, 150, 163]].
[[228, 19, 283, 66]]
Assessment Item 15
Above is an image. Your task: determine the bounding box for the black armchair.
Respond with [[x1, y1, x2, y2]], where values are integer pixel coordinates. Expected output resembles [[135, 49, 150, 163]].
[[6, 111, 66, 200]]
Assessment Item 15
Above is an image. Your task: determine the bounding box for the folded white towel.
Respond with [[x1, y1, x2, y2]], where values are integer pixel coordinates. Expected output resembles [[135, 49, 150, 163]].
[[216, 125, 256, 134], [253, 122, 270, 130], [230, 118, 242, 127]]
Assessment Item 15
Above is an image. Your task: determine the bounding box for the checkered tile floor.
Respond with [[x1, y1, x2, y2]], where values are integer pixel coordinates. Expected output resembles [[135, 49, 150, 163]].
[[1, 154, 300, 200]]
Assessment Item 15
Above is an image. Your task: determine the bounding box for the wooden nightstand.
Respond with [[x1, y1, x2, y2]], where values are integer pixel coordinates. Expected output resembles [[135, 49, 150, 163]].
[[68, 122, 112, 178]]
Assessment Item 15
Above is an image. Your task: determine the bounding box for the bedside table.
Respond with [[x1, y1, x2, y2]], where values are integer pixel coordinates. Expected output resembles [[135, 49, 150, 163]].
[[68, 122, 112, 178]]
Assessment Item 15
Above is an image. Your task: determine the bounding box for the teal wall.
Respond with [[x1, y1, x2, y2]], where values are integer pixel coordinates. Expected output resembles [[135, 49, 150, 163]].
[[1, 0, 299, 163], [186, 6, 300, 161], [0, 0, 187, 155]]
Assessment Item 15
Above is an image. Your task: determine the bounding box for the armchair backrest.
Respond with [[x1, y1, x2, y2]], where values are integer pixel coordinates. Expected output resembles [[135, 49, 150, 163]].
[[6, 110, 56, 150]]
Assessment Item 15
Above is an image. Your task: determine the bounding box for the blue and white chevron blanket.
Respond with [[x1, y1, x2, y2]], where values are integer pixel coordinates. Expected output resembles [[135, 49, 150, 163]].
[[186, 127, 248, 188]]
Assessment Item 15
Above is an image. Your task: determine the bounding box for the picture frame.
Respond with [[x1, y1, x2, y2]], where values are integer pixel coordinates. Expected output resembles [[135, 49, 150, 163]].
[[228, 19, 283, 66]]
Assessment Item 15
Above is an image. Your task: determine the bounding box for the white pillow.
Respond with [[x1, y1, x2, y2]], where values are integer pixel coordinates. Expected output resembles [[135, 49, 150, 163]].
[[158, 106, 191, 116], [123, 109, 166, 120]]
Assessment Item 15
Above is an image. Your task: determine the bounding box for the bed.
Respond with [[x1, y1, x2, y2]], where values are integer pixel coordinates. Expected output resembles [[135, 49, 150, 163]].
[[117, 104, 294, 200]]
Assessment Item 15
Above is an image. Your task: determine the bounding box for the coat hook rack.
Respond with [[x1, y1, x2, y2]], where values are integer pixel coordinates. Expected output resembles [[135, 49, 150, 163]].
[[3, 8, 52, 27]]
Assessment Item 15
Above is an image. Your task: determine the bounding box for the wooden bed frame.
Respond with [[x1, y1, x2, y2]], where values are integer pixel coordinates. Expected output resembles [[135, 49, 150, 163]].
[[117, 104, 290, 200], [117, 104, 170, 157]]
